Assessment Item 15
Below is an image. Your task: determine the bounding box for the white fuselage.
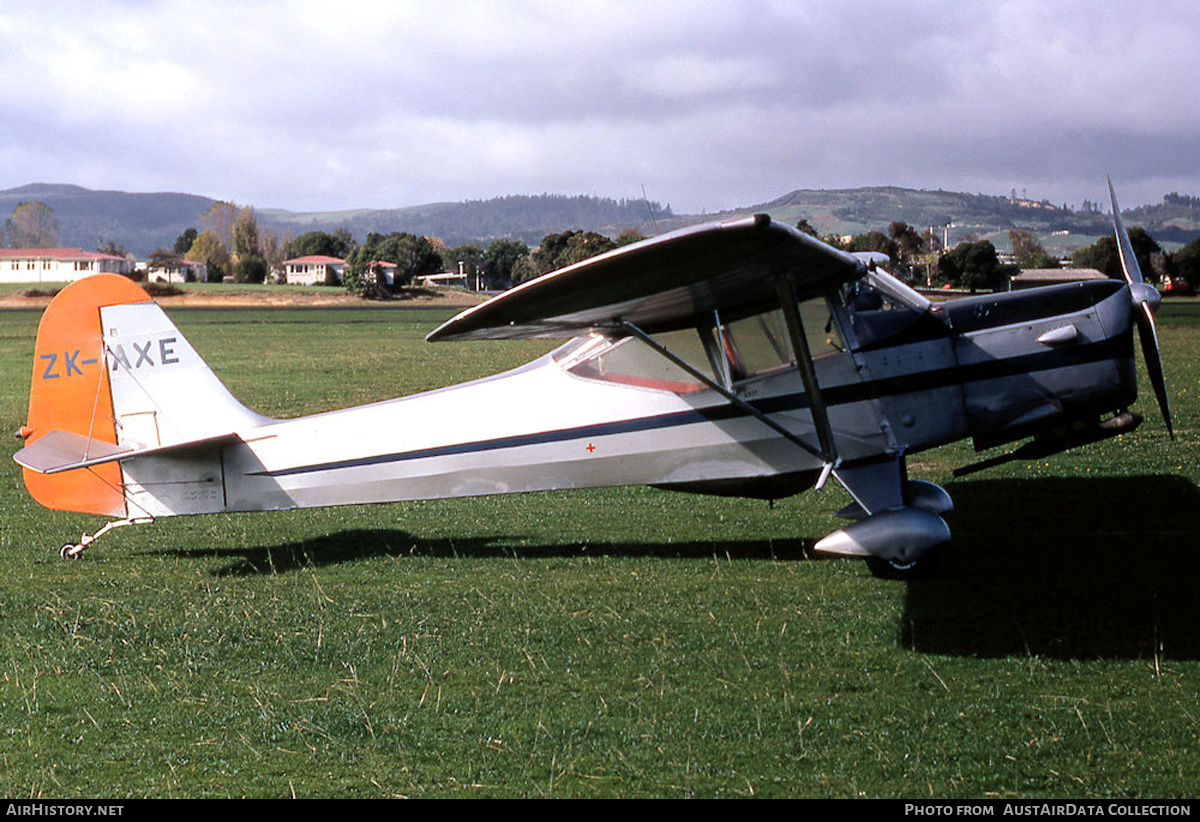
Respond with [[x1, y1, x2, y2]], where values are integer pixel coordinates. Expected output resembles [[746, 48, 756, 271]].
[[119, 348, 850, 518], [111, 276, 1137, 522]]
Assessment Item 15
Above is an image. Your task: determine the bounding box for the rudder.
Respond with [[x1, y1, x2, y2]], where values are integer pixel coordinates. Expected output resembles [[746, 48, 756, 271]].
[[20, 275, 151, 517]]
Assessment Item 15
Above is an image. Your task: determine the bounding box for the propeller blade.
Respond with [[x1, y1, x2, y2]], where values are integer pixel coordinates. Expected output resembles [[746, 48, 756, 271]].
[[1109, 177, 1173, 438], [1108, 175, 1144, 285], [1135, 300, 1175, 439]]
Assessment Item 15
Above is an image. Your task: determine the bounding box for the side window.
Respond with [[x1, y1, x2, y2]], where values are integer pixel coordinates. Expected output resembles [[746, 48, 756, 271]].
[[722, 301, 842, 381], [560, 296, 849, 393], [723, 310, 790, 378], [564, 329, 714, 393]]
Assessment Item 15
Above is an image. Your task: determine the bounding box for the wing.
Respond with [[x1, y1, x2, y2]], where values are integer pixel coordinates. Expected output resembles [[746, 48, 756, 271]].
[[426, 214, 865, 342]]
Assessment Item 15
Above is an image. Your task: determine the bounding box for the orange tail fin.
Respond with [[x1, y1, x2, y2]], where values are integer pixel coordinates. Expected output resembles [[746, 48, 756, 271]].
[[19, 275, 151, 516]]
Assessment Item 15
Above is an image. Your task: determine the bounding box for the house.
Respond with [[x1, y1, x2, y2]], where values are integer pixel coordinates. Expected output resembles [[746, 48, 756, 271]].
[[144, 257, 208, 284], [362, 260, 397, 285], [0, 248, 133, 284], [283, 255, 346, 285]]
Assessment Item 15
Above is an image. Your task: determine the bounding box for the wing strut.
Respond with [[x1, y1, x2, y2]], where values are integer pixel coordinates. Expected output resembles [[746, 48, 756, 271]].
[[617, 320, 828, 464], [774, 275, 840, 469]]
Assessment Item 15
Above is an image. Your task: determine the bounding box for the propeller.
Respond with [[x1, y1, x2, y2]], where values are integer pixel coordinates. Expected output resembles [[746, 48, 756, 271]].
[[1108, 176, 1174, 438]]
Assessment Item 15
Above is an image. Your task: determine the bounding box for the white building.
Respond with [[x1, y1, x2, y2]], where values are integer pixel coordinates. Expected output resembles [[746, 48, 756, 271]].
[[0, 248, 133, 284], [362, 260, 397, 285], [417, 271, 470, 289], [283, 255, 346, 285], [144, 257, 208, 284]]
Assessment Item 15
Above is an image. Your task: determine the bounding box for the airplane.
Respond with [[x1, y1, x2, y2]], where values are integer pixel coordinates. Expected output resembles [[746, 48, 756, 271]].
[[12, 179, 1173, 578]]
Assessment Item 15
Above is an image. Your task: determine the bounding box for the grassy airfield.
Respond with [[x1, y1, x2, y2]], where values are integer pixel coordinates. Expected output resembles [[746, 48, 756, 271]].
[[0, 298, 1197, 798]]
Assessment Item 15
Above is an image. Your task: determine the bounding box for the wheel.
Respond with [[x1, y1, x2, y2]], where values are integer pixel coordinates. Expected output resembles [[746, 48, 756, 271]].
[[865, 544, 943, 580]]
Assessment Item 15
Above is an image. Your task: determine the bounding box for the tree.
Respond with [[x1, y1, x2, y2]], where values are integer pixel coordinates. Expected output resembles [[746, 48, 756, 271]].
[[1173, 236, 1200, 285], [173, 227, 198, 255], [1070, 235, 1118, 275], [846, 230, 898, 263], [882, 221, 926, 282], [234, 253, 268, 284], [481, 239, 529, 289], [232, 206, 282, 281], [148, 248, 187, 282], [186, 230, 231, 283], [1071, 227, 1162, 282], [202, 201, 239, 252], [795, 219, 820, 238], [348, 232, 443, 289], [888, 221, 924, 262], [1009, 230, 1058, 269], [515, 230, 617, 283], [233, 207, 260, 257], [284, 229, 354, 260], [615, 228, 646, 247], [401, 236, 443, 284], [939, 240, 1001, 292], [259, 227, 283, 274], [97, 237, 127, 257], [7, 201, 59, 248]]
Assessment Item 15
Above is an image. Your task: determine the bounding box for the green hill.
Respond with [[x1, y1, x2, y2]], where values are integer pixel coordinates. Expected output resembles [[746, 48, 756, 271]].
[[0, 183, 217, 256], [2, 183, 1197, 258], [258, 194, 673, 248], [690, 186, 1200, 255]]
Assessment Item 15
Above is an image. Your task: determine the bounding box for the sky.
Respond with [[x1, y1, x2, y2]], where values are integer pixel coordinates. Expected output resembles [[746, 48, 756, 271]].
[[2, 0, 1198, 215]]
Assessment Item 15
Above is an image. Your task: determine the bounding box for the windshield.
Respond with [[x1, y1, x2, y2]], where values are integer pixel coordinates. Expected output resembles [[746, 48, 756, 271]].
[[837, 271, 932, 349]]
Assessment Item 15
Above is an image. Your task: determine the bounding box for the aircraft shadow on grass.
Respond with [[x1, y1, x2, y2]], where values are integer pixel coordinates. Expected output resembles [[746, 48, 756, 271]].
[[168, 530, 804, 578], [902, 474, 1200, 661], [164, 474, 1199, 661]]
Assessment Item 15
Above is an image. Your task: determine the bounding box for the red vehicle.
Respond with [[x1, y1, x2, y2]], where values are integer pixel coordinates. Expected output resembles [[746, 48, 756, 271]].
[[1161, 274, 1194, 295]]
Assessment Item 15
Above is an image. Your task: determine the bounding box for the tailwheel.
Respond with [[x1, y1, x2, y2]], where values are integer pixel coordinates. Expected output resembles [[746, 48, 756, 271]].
[[60, 536, 97, 560], [56, 516, 154, 560]]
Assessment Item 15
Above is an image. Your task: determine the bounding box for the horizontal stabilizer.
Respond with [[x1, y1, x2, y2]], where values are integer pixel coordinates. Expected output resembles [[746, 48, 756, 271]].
[[15, 429, 241, 475]]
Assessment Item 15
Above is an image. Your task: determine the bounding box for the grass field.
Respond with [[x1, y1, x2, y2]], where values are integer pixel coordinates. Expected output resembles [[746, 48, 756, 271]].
[[0, 299, 1197, 798]]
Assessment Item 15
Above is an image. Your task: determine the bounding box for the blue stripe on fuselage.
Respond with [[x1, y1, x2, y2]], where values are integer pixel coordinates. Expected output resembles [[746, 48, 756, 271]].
[[251, 333, 1131, 479]]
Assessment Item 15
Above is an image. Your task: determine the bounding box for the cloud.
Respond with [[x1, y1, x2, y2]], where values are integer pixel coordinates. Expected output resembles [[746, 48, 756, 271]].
[[2, 0, 1198, 213]]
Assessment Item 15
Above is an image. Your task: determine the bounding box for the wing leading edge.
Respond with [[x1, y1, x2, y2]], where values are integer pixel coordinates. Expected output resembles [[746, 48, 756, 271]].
[[426, 215, 865, 342]]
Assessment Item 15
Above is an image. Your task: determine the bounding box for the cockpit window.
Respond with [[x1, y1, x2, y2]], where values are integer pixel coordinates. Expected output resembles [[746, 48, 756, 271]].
[[561, 329, 714, 393], [722, 310, 790, 378], [722, 302, 841, 380], [560, 296, 848, 394]]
